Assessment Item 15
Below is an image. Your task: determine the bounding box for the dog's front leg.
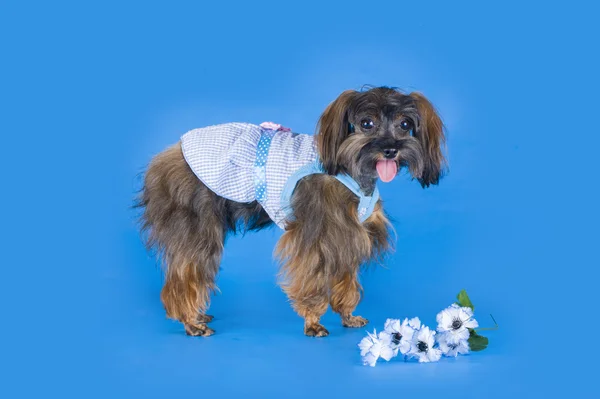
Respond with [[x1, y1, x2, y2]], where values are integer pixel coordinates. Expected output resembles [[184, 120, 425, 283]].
[[296, 289, 330, 337], [279, 260, 330, 337], [329, 271, 368, 328]]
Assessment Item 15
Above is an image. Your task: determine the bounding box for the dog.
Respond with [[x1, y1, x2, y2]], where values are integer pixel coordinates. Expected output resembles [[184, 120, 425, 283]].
[[136, 86, 446, 337]]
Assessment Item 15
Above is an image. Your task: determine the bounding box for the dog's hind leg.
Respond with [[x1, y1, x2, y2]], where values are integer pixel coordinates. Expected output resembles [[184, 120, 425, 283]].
[[137, 143, 225, 336], [155, 193, 226, 336], [161, 246, 223, 336]]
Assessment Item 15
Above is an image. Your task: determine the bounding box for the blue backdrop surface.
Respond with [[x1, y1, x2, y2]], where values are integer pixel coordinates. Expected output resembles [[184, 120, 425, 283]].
[[1, 1, 598, 397]]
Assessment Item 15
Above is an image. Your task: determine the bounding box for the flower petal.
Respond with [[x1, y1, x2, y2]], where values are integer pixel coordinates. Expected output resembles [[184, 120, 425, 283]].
[[358, 337, 373, 356], [384, 318, 401, 333], [437, 310, 455, 331], [463, 318, 479, 329], [436, 311, 444, 326], [378, 331, 393, 347], [380, 345, 395, 361], [408, 317, 421, 330], [455, 328, 470, 341], [399, 340, 412, 355], [362, 353, 378, 367], [427, 348, 442, 362], [457, 340, 470, 355], [460, 306, 474, 317]]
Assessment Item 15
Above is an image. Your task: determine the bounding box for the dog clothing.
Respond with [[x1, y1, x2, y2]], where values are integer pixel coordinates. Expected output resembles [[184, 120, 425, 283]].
[[180, 122, 380, 229]]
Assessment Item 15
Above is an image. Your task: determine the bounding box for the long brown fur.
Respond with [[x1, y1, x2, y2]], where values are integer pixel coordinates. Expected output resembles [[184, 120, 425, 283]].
[[317, 90, 358, 176], [409, 92, 447, 186], [136, 86, 445, 337], [276, 174, 392, 336], [136, 143, 272, 336]]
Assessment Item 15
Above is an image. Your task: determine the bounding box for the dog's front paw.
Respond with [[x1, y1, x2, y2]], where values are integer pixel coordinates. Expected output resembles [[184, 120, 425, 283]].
[[342, 315, 368, 328], [305, 323, 329, 337], [184, 323, 215, 337]]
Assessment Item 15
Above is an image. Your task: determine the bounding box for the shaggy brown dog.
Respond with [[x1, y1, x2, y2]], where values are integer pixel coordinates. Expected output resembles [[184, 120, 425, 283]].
[[136, 86, 446, 337]]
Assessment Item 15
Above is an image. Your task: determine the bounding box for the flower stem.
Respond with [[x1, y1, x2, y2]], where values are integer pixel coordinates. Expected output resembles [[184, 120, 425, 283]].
[[475, 314, 499, 332]]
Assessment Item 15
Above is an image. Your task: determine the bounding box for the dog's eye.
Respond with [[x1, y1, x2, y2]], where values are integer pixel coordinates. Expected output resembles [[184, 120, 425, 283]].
[[360, 119, 375, 130], [399, 119, 413, 131]]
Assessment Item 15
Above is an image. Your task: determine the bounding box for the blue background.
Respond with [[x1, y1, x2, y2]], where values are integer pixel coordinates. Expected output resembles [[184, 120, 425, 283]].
[[1, 0, 598, 397]]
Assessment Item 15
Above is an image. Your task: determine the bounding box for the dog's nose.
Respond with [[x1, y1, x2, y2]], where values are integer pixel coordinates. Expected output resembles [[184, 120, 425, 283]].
[[383, 148, 398, 159]]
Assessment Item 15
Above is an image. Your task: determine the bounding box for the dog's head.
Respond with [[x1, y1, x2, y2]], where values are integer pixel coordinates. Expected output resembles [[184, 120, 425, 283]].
[[316, 86, 446, 191]]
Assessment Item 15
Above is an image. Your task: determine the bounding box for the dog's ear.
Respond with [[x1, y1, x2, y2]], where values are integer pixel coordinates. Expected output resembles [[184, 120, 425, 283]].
[[409, 92, 447, 187], [316, 90, 357, 175]]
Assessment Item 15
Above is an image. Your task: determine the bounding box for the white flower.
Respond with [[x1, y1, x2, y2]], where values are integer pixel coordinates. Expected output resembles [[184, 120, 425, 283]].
[[358, 329, 395, 366], [437, 332, 470, 357], [407, 326, 442, 363], [436, 304, 478, 344], [381, 317, 421, 356]]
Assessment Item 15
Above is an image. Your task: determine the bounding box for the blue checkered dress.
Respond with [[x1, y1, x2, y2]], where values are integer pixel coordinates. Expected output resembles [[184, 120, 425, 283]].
[[181, 122, 318, 229]]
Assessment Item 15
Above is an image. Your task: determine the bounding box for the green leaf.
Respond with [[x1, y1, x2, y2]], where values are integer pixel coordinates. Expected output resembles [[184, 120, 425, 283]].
[[456, 289, 475, 311], [468, 329, 489, 351]]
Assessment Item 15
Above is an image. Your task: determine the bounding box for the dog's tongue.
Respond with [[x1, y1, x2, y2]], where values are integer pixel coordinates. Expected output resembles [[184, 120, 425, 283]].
[[376, 160, 398, 183]]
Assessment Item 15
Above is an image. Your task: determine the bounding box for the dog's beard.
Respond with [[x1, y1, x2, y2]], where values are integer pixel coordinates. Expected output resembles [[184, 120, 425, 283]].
[[337, 135, 425, 189]]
